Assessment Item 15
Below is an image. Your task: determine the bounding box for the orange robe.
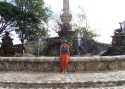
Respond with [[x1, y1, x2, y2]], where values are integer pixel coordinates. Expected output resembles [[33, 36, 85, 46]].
[[60, 44, 70, 72]]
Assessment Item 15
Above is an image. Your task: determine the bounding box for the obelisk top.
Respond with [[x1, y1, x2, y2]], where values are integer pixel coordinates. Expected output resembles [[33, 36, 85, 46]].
[[63, 0, 69, 14], [59, 0, 72, 37], [61, 0, 72, 24]]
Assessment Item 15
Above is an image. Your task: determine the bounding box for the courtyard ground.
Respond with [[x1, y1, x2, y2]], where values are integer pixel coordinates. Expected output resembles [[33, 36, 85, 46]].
[[0, 70, 125, 88]]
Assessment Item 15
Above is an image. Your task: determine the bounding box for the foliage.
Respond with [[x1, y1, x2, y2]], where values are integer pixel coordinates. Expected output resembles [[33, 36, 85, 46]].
[[73, 9, 97, 40], [74, 26, 97, 39], [15, 0, 51, 42], [0, 2, 18, 34], [66, 8, 97, 55]]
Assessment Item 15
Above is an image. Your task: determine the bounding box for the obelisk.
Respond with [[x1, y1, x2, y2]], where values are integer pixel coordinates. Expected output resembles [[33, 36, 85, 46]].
[[44, 0, 72, 56], [59, 0, 72, 37]]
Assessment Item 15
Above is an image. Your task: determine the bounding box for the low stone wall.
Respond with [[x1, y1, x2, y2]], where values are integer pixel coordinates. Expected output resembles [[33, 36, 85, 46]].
[[0, 56, 125, 72]]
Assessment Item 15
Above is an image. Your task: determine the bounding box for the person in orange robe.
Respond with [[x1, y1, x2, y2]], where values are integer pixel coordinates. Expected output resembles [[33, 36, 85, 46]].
[[59, 40, 70, 73]]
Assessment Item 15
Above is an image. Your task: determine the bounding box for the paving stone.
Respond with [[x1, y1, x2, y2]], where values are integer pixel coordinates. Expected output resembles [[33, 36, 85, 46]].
[[0, 71, 124, 88]]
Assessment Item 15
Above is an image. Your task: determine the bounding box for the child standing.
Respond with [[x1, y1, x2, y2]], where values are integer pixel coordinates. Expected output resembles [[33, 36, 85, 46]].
[[60, 40, 70, 73]]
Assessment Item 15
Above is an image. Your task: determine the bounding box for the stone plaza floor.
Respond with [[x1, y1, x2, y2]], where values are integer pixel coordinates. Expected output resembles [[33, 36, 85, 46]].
[[0, 71, 125, 83], [0, 71, 125, 88]]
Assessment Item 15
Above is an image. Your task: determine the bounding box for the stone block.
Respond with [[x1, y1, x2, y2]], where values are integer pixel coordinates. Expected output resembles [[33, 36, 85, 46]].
[[119, 61, 125, 70], [68, 62, 85, 72], [0, 56, 124, 72], [109, 61, 121, 70], [85, 62, 108, 71]]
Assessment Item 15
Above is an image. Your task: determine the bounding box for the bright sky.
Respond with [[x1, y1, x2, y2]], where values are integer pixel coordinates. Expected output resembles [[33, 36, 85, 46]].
[[45, 0, 125, 44]]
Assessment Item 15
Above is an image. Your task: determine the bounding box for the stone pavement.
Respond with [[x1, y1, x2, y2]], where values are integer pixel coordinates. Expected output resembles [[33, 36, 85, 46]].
[[0, 71, 125, 84], [0, 86, 125, 89], [0, 71, 125, 88]]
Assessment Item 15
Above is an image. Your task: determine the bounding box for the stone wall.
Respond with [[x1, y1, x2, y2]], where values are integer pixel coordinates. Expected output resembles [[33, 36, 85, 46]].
[[0, 56, 125, 72]]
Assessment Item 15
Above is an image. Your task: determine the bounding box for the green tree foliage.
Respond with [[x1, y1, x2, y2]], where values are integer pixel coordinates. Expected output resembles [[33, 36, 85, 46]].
[[15, 0, 51, 42], [73, 9, 97, 40], [0, 2, 18, 34], [74, 26, 97, 40], [69, 9, 97, 55]]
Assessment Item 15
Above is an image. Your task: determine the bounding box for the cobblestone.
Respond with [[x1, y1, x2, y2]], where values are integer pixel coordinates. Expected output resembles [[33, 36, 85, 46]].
[[0, 71, 124, 88], [0, 86, 125, 89], [0, 71, 125, 83]]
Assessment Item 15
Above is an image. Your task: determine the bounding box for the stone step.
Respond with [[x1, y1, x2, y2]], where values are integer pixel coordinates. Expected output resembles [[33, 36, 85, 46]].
[[0, 71, 125, 88], [0, 56, 125, 72], [1, 86, 125, 89]]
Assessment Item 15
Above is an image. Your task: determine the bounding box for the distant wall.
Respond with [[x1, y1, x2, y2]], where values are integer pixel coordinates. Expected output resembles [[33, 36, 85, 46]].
[[0, 56, 125, 72]]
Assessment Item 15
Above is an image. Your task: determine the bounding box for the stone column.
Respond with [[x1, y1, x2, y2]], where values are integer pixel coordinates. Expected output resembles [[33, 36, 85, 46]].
[[59, 0, 72, 37], [61, 0, 72, 25], [63, 0, 69, 14]]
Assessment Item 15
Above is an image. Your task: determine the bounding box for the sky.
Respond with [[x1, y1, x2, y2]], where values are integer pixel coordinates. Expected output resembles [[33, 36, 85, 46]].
[[44, 0, 125, 44], [1, 0, 125, 44]]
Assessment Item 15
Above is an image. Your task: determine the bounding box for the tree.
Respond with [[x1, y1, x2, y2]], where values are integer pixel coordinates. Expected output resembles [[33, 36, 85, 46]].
[[74, 26, 97, 40], [73, 8, 97, 40], [15, 0, 51, 42], [0, 2, 18, 34]]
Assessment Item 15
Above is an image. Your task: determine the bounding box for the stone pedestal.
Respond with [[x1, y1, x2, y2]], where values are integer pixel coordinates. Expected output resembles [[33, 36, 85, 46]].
[[102, 28, 125, 56], [111, 30, 125, 55], [0, 32, 15, 56]]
